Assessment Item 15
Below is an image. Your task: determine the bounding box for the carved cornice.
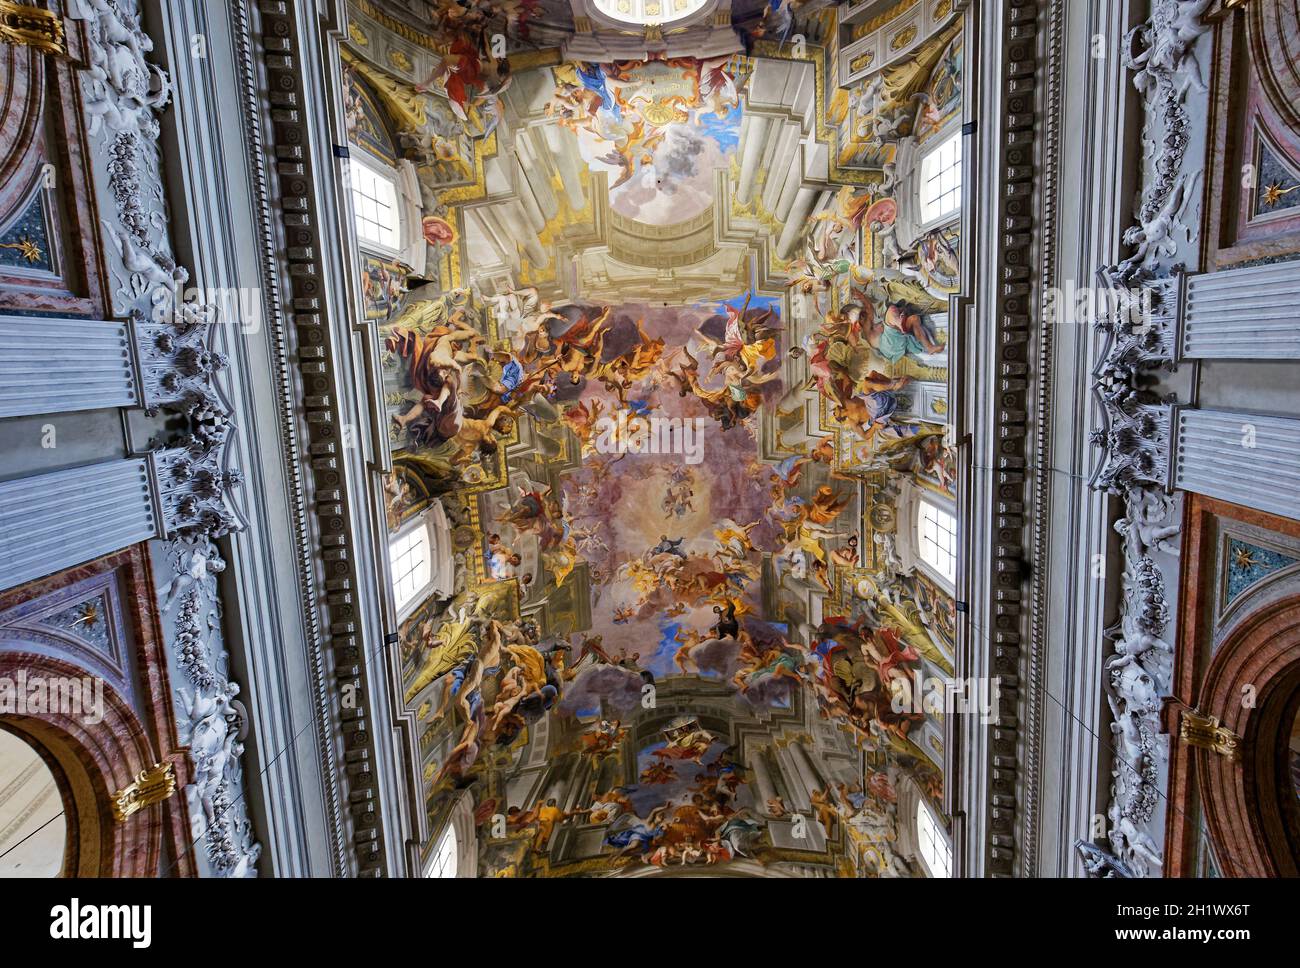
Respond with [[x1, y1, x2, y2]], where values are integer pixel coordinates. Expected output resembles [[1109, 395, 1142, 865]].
[[225, 0, 353, 868], [239, 0, 388, 877], [978, 0, 1043, 878], [231, 0, 350, 874], [1021, 0, 1066, 878]]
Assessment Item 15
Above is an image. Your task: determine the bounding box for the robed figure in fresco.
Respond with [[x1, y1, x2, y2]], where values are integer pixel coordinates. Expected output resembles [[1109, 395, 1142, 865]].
[[387, 322, 484, 448], [385, 283, 490, 451]]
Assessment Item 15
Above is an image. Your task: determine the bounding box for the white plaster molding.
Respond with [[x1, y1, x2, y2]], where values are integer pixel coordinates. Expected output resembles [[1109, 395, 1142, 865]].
[[1085, 0, 1214, 878], [69, 0, 262, 877]]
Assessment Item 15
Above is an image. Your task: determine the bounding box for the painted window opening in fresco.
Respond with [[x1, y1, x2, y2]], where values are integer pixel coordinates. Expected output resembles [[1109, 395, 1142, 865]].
[[917, 499, 958, 587], [916, 798, 952, 878], [350, 155, 401, 253], [424, 824, 457, 878], [0, 730, 66, 877], [594, 0, 707, 26], [389, 521, 432, 614], [918, 131, 963, 226]]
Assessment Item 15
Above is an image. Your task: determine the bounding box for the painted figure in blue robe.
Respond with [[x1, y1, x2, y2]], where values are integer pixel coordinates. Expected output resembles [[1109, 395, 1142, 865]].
[[576, 63, 619, 119]]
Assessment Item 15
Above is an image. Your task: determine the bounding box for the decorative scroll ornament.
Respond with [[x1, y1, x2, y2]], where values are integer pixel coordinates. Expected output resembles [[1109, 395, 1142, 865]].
[[1115, 0, 1211, 285], [74, 0, 172, 140], [1087, 0, 1211, 878], [159, 536, 261, 877], [1095, 438, 1180, 880], [1178, 710, 1239, 759], [111, 762, 177, 822], [0, 1, 66, 54]]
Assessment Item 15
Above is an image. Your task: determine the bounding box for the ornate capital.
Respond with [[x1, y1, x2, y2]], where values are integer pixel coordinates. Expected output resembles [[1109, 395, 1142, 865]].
[[1089, 270, 1183, 494], [149, 444, 244, 541]]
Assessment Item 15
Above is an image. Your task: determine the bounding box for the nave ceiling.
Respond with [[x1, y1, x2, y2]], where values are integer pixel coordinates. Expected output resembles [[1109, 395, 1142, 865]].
[[343, 0, 965, 876]]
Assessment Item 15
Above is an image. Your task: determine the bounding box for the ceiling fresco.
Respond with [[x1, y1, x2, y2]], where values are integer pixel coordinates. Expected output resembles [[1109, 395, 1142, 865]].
[[549, 58, 748, 224], [345, 0, 965, 877]]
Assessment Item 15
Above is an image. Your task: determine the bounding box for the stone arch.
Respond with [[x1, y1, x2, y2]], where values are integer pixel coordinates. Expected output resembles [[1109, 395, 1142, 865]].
[[1195, 594, 1300, 877], [0, 650, 169, 877]]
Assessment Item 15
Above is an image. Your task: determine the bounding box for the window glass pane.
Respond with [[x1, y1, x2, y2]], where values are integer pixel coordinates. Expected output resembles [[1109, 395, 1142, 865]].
[[917, 500, 958, 585], [390, 525, 431, 611], [917, 799, 952, 878], [426, 825, 457, 878], [351, 158, 401, 250], [919, 132, 963, 224]]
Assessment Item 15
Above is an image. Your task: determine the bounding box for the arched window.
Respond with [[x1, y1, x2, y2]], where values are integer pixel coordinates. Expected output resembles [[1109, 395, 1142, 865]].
[[918, 131, 962, 225], [916, 797, 952, 878], [917, 498, 958, 587], [425, 823, 458, 878]]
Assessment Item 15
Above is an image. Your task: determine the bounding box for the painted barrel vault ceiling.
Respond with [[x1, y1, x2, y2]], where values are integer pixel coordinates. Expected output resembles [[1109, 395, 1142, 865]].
[[345, 0, 963, 877]]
